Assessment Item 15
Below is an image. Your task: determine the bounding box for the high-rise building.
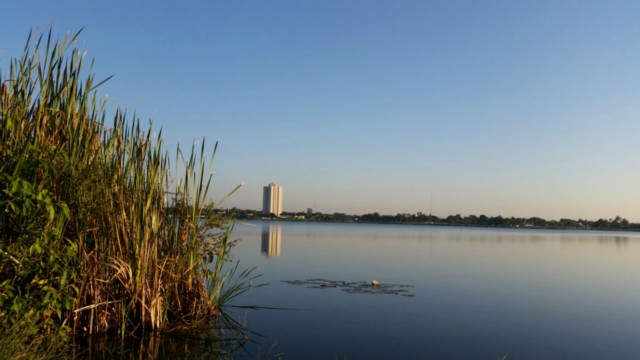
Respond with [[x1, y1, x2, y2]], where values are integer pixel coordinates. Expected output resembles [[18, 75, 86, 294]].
[[262, 182, 283, 216]]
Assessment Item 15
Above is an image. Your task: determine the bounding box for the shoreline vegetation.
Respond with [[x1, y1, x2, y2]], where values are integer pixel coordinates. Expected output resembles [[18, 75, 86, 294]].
[[230, 208, 640, 232], [1, 30, 251, 357]]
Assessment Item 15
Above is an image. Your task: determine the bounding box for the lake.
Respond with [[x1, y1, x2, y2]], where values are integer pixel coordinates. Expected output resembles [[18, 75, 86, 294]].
[[225, 221, 640, 359]]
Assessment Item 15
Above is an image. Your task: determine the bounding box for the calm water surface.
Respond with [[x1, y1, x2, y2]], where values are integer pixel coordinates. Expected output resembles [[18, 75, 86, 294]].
[[227, 221, 640, 359]]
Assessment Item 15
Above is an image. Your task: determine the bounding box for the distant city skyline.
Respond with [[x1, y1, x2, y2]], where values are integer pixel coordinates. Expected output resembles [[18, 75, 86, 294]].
[[3, 1, 640, 221]]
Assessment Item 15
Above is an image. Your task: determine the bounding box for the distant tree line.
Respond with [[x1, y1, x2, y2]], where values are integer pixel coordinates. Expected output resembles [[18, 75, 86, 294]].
[[221, 208, 639, 231]]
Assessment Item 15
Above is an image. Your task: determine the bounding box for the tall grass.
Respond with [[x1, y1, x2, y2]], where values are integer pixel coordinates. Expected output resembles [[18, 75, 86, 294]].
[[0, 29, 249, 339]]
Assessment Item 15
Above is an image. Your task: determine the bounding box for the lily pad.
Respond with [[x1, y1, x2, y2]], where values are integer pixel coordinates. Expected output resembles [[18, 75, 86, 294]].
[[282, 278, 415, 297]]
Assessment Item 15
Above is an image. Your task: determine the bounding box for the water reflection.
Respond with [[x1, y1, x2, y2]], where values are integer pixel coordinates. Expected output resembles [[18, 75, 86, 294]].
[[261, 223, 282, 258], [75, 334, 238, 360], [73, 313, 253, 359], [232, 222, 640, 359], [597, 236, 629, 247]]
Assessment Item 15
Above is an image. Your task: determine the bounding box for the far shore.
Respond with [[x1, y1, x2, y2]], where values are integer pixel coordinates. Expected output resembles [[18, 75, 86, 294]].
[[224, 209, 640, 233]]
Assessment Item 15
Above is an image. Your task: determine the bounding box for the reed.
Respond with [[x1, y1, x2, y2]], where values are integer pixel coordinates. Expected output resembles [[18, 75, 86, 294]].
[[0, 29, 250, 339]]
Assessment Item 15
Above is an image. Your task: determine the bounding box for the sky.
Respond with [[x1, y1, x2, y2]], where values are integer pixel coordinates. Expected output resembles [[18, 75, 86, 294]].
[[2, 1, 640, 221]]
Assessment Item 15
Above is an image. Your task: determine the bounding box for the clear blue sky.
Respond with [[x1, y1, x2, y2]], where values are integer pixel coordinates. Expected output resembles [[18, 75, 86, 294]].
[[2, 1, 640, 220]]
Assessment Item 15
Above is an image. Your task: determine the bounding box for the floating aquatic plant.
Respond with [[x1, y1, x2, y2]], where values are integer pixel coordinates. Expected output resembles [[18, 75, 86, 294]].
[[282, 278, 415, 297]]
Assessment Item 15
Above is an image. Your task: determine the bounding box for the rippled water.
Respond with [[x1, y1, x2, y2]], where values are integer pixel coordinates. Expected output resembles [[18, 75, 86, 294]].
[[226, 221, 640, 359]]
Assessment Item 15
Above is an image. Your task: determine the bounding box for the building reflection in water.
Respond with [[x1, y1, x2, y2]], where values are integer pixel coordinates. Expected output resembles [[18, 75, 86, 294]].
[[261, 223, 282, 258]]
